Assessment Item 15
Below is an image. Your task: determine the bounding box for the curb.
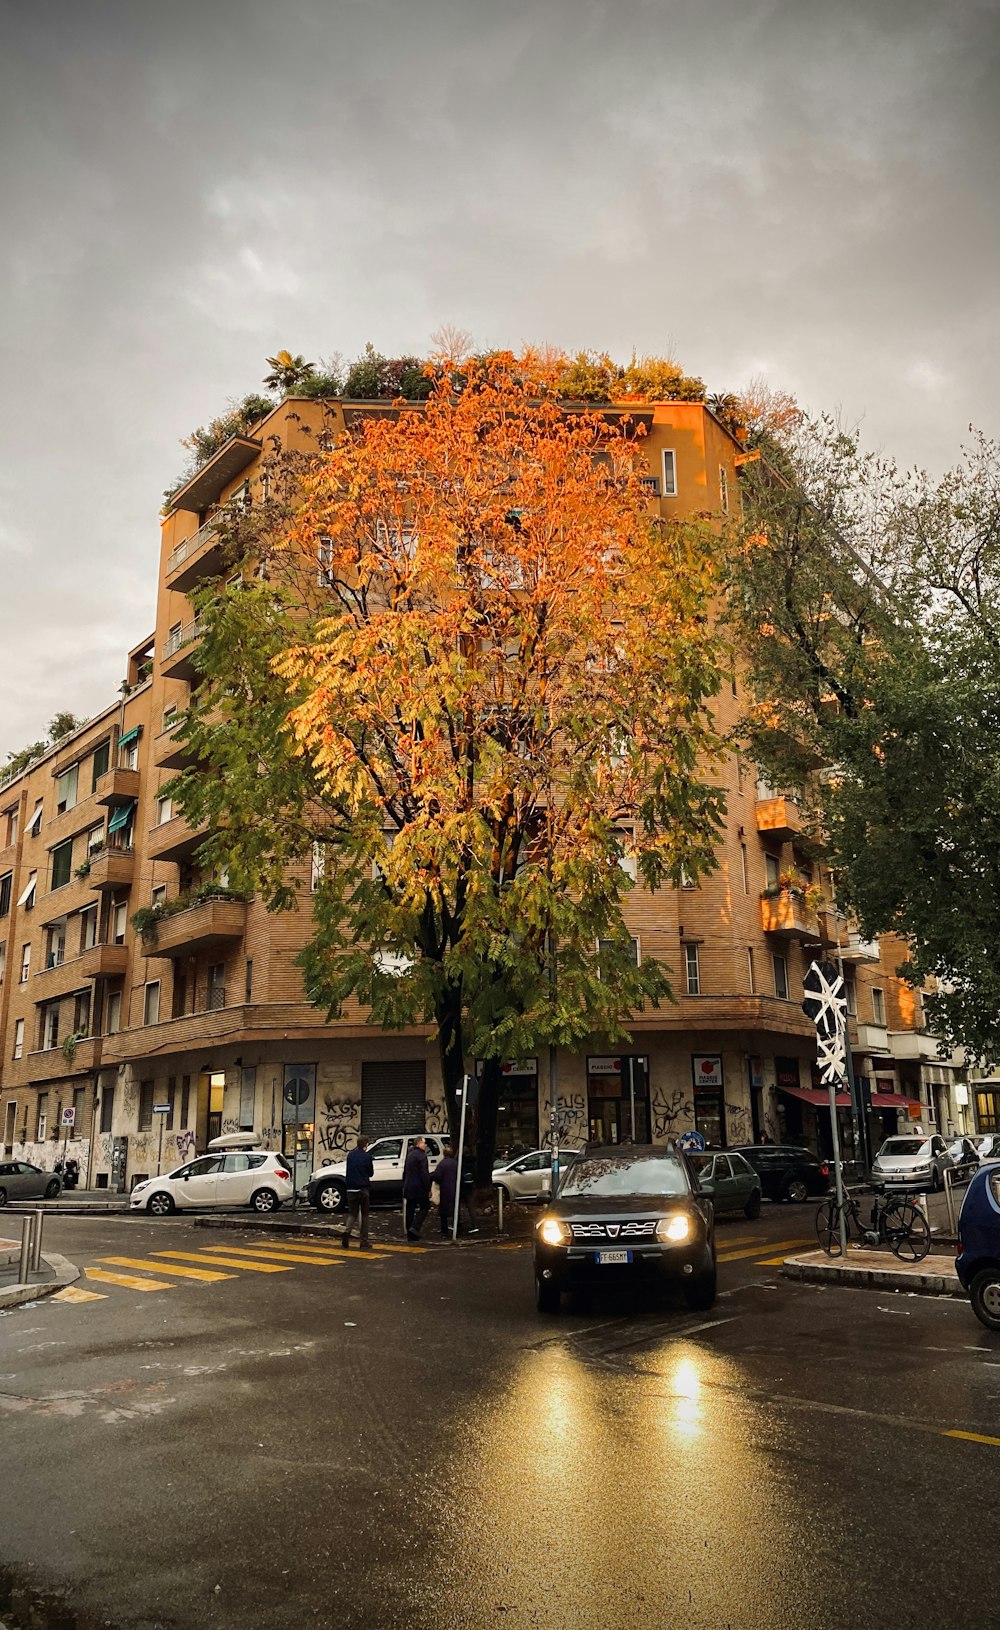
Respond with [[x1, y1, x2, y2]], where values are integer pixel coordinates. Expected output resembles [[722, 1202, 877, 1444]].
[[783, 1250, 964, 1298], [192, 1213, 513, 1248], [5, 1202, 129, 1215], [0, 1251, 80, 1311]]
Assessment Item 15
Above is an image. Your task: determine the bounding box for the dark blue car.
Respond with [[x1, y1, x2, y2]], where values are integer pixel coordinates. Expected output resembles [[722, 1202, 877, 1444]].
[[956, 1164, 1000, 1330]]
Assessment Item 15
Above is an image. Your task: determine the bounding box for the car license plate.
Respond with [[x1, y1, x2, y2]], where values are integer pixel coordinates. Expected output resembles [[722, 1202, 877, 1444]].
[[597, 1249, 632, 1265]]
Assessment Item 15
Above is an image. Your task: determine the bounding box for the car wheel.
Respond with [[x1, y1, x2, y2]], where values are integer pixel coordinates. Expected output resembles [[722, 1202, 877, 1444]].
[[44, 1180, 61, 1199], [315, 1181, 347, 1214], [250, 1188, 279, 1213], [535, 1276, 561, 1314], [969, 1269, 1000, 1332], [146, 1192, 175, 1216], [683, 1270, 717, 1312], [0, 1188, 7, 1207], [784, 1177, 809, 1204], [744, 1189, 762, 1220]]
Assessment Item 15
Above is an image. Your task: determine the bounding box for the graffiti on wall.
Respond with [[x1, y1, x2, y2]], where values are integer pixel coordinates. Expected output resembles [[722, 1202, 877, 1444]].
[[725, 1101, 751, 1146], [175, 1129, 197, 1163], [423, 1100, 449, 1136], [651, 1087, 695, 1141], [316, 1094, 361, 1154], [541, 1092, 588, 1146]]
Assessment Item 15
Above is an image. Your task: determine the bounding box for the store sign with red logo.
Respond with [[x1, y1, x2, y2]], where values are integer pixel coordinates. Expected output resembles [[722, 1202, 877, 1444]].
[[691, 1054, 723, 1089]]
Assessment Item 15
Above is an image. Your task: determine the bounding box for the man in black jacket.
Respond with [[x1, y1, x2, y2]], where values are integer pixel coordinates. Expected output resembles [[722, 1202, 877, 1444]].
[[342, 1135, 374, 1250], [402, 1136, 431, 1241]]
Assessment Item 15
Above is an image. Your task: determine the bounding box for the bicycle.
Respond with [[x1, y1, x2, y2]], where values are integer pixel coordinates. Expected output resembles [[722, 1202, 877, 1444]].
[[815, 1184, 931, 1263]]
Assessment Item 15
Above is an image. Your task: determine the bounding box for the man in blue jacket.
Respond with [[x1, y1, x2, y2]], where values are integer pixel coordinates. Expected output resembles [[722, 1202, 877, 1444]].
[[342, 1135, 375, 1250]]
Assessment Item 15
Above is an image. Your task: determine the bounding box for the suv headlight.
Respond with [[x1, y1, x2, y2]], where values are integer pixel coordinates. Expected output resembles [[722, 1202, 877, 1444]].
[[538, 1216, 571, 1247], [656, 1213, 692, 1244]]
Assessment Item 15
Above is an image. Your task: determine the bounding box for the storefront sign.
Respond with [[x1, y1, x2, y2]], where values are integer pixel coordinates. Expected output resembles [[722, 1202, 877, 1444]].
[[477, 1058, 537, 1077], [748, 1057, 764, 1090], [589, 1056, 624, 1076], [774, 1057, 801, 1089], [955, 1083, 969, 1106], [692, 1054, 723, 1089]]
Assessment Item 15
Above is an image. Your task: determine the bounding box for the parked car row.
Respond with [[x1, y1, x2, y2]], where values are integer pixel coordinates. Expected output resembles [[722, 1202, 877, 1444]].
[[0, 1162, 62, 1205]]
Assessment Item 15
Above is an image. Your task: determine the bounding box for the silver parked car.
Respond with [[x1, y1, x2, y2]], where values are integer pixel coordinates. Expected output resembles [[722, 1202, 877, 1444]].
[[871, 1134, 953, 1192], [688, 1151, 762, 1218], [492, 1148, 583, 1204], [0, 1161, 62, 1205]]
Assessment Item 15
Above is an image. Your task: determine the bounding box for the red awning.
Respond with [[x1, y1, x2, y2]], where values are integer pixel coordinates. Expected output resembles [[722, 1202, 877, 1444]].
[[871, 1091, 921, 1111], [779, 1085, 851, 1108]]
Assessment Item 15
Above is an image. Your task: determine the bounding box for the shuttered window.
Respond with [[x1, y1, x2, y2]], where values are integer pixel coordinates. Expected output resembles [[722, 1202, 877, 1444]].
[[360, 1060, 426, 1140]]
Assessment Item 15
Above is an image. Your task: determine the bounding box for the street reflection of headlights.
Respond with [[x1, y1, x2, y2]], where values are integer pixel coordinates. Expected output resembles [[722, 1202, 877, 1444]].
[[538, 1216, 570, 1247], [656, 1214, 691, 1243]]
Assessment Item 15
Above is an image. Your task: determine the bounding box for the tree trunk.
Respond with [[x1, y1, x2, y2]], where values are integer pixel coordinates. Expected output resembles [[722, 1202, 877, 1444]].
[[436, 978, 466, 1142], [474, 1056, 503, 1184]]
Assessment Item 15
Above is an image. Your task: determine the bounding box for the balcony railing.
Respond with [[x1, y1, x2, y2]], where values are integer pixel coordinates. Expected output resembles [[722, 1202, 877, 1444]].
[[167, 516, 224, 578], [162, 617, 203, 661], [760, 888, 821, 942]]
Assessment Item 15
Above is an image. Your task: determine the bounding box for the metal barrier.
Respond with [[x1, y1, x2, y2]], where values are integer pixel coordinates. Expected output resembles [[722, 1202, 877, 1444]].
[[18, 1217, 31, 1283], [14, 1211, 46, 1283], [30, 1208, 44, 1273], [942, 1167, 960, 1235]]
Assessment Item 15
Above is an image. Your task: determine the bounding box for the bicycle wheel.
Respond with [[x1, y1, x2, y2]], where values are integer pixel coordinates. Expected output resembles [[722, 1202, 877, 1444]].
[[816, 1198, 844, 1256], [884, 1200, 930, 1264]]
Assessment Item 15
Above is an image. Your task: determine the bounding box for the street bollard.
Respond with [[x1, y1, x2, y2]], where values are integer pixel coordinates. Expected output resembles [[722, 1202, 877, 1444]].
[[18, 1216, 32, 1283], [497, 1185, 504, 1236], [30, 1208, 44, 1273], [943, 1170, 957, 1236]]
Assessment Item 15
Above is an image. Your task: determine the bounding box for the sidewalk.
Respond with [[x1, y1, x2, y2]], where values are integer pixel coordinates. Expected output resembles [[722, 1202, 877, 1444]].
[[5, 1188, 129, 1214], [0, 1228, 79, 1310], [783, 1247, 964, 1298]]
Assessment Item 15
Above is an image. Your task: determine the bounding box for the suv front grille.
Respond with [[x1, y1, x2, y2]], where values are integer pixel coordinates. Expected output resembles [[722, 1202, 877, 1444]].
[[570, 1219, 658, 1241]]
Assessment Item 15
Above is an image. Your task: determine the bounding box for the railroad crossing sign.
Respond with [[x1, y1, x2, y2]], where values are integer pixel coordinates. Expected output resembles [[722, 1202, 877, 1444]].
[[802, 959, 847, 1084]]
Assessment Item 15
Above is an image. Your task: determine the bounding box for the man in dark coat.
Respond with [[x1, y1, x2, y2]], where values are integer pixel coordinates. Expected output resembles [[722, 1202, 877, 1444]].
[[342, 1134, 374, 1250], [402, 1136, 431, 1240]]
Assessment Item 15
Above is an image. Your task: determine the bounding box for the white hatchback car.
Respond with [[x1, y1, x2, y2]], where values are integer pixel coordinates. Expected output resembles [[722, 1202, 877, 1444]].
[[130, 1137, 293, 1216], [492, 1147, 583, 1204]]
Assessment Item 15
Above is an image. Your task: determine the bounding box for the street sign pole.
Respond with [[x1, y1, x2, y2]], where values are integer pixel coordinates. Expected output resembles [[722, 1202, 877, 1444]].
[[452, 1075, 478, 1242], [627, 1056, 636, 1143], [803, 959, 849, 1257], [151, 1102, 171, 1176]]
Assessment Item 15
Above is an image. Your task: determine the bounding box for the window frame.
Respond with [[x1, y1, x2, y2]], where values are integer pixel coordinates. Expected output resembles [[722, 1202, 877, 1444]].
[[684, 941, 701, 996], [772, 953, 789, 1001], [661, 448, 678, 498], [143, 981, 161, 1026]]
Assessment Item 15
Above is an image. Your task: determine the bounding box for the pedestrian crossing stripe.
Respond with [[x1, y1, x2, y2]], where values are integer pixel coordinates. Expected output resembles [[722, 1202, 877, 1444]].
[[54, 1285, 108, 1303], [86, 1267, 178, 1292], [258, 1236, 428, 1256], [716, 1238, 811, 1263], [99, 1256, 237, 1283], [756, 1254, 799, 1266], [150, 1250, 291, 1274], [193, 1245, 346, 1267]]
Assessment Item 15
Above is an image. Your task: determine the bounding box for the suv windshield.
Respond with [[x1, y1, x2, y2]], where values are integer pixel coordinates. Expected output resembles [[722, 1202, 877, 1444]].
[[559, 1154, 690, 1199], [880, 1138, 927, 1156]]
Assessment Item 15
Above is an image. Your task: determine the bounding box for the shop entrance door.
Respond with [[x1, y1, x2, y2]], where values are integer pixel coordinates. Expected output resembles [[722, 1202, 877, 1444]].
[[586, 1057, 649, 1145]]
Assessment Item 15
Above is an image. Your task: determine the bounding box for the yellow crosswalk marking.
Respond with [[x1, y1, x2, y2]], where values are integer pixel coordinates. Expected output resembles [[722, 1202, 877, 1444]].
[[756, 1254, 799, 1266], [99, 1256, 236, 1283], [86, 1267, 177, 1292], [195, 1245, 344, 1267], [151, 1251, 291, 1274], [944, 1429, 1000, 1448], [275, 1236, 427, 1256], [717, 1238, 811, 1263], [713, 1235, 758, 1249], [55, 1285, 107, 1303]]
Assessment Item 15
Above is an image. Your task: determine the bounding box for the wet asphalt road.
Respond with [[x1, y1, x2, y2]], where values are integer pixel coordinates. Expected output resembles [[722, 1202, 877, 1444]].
[[0, 1203, 996, 1630]]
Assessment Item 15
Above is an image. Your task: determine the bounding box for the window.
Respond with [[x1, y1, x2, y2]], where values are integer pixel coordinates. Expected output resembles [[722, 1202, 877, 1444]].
[[45, 925, 65, 969], [87, 823, 106, 855], [4, 807, 17, 845], [37, 1093, 48, 1141], [872, 987, 886, 1026], [845, 977, 857, 1017], [143, 982, 160, 1026], [317, 536, 334, 587], [80, 905, 98, 951], [151, 885, 166, 908], [106, 801, 136, 849], [245, 957, 253, 1002], [105, 990, 122, 1034], [684, 943, 701, 995], [661, 449, 677, 497], [51, 839, 73, 890], [679, 866, 697, 890], [239, 1065, 256, 1130], [72, 1086, 85, 1124], [43, 1004, 60, 1050], [91, 740, 110, 790], [73, 990, 91, 1035], [55, 764, 79, 814], [165, 1076, 176, 1131], [112, 901, 127, 944], [0, 943, 5, 986], [18, 872, 37, 910], [0, 873, 11, 916], [740, 843, 749, 894], [772, 954, 789, 1000], [27, 802, 43, 837], [118, 725, 141, 770], [138, 1079, 154, 1132], [597, 937, 640, 974], [206, 963, 226, 1010], [310, 841, 326, 892], [100, 1085, 114, 1134], [172, 972, 187, 1018], [157, 796, 173, 825], [719, 465, 729, 514], [747, 948, 755, 992], [180, 1075, 191, 1129], [12, 1018, 23, 1060], [20, 943, 30, 983], [764, 853, 781, 889]]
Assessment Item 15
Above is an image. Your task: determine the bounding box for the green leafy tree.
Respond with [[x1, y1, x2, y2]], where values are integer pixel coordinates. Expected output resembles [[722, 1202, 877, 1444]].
[[263, 351, 317, 393], [731, 419, 1000, 1062], [48, 712, 80, 742]]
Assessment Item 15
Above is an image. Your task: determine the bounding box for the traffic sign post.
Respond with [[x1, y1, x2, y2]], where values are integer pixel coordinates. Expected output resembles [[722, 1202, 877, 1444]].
[[803, 959, 849, 1256], [678, 1129, 706, 1153], [153, 1102, 171, 1176], [452, 1074, 478, 1242], [60, 1105, 76, 1167]]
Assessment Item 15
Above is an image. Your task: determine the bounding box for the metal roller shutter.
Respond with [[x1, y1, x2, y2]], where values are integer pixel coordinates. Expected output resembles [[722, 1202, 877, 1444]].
[[361, 1060, 426, 1139]]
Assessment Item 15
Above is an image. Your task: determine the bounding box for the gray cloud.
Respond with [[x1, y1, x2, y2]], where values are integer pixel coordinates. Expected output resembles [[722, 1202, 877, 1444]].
[[1, 0, 997, 749]]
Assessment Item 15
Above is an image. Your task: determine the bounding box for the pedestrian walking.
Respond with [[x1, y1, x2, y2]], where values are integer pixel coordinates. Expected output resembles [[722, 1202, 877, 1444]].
[[435, 1144, 458, 1235], [402, 1135, 431, 1240], [342, 1135, 374, 1249]]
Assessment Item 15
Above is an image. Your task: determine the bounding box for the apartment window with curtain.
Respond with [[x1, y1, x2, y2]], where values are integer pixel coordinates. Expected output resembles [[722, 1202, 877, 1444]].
[[765, 853, 781, 889], [87, 822, 106, 856], [55, 763, 78, 814], [105, 990, 122, 1034], [661, 449, 677, 497], [872, 987, 886, 1026], [0, 873, 11, 916], [112, 901, 128, 944], [684, 943, 701, 995], [91, 739, 110, 791], [20, 943, 30, 983], [80, 905, 98, 951], [138, 1079, 154, 1131], [845, 977, 857, 1016], [50, 838, 73, 891], [12, 1018, 23, 1060], [27, 801, 43, 837], [143, 981, 161, 1026], [37, 1093, 49, 1141], [772, 954, 789, 1000], [43, 1004, 60, 1050]]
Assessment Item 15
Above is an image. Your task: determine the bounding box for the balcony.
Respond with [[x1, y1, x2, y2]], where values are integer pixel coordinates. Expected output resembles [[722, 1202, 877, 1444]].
[[839, 930, 880, 963], [87, 844, 135, 892], [79, 942, 129, 981], [889, 1031, 946, 1063], [94, 767, 141, 807], [854, 1022, 890, 1056], [760, 889, 821, 942], [161, 618, 204, 682], [145, 895, 247, 960], [168, 436, 261, 521], [25, 1036, 102, 1081], [146, 813, 209, 865], [755, 795, 805, 843]]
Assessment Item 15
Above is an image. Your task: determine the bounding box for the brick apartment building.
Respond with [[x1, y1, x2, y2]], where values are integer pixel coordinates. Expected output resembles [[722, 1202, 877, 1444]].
[[0, 396, 972, 1194]]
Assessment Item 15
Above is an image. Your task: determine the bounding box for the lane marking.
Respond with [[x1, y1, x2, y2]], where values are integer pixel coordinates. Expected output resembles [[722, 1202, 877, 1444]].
[[194, 1245, 344, 1267], [85, 1267, 177, 1292], [712, 1235, 758, 1248], [716, 1238, 811, 1263], [99, 1256, 236, 1283], [54, 1285, 107, 1303], [943, 1429, 1000, 1448], [756, 1254, 798, 1266], [151, 1251, 291, 1274], [226, 1241, 380, 1259]]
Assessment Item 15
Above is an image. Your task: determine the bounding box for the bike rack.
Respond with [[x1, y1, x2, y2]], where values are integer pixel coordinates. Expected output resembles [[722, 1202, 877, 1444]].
[[942, 1167, 959, 1236]]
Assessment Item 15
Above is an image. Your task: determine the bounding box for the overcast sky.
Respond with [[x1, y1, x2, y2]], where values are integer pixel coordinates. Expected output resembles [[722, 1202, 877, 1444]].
[[1, 0, 997, 754]]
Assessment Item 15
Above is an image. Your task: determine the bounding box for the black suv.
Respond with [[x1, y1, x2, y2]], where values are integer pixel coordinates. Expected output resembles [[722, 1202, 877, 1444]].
[[532, 1144, 716, 1314], [729, 1144, 831, 1204]]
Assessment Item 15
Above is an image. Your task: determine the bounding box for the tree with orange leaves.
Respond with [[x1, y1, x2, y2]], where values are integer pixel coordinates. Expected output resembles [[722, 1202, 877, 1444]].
[[173, 353, 728, 1175]]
